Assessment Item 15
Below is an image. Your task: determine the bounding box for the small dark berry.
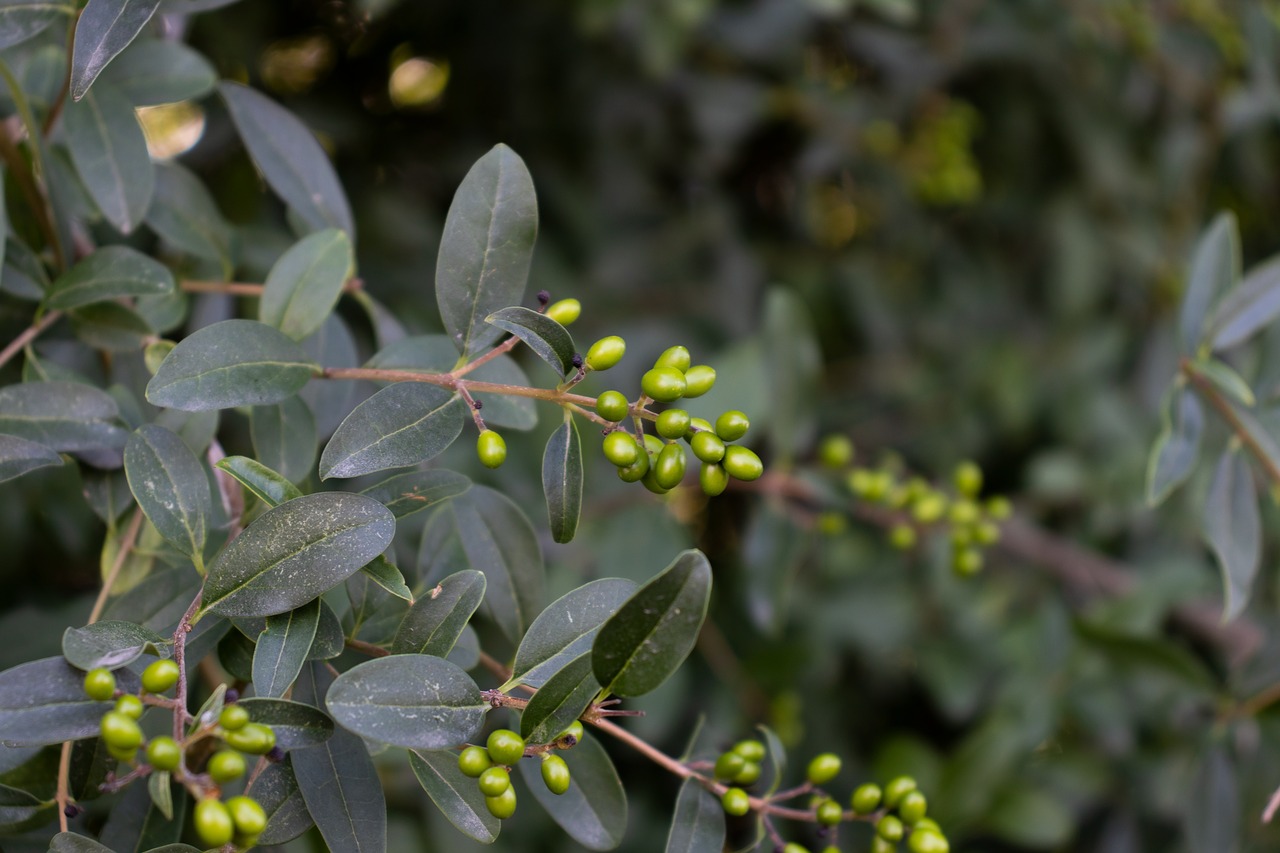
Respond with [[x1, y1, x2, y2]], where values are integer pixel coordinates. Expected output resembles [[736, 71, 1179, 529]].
[[571, 353, 584, 369], [537, 290, 551, 305], [224, 689, 240, 703]]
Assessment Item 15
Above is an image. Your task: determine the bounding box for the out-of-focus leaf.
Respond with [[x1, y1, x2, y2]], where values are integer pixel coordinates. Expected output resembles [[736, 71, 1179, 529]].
[[1180, 211, 1239, 353], [409, 749, 500, 844], [664, 778, 725, 853], [517, 732, 626, 850], [1196, 359, 1255, 406], [1209, 253, 1280, 351], [1203, 448, 1260, 621], [1184, 746, 1239, 853], [542, 416, 582, 543], [64, 83, 154, 233], [0, 2, 73, 51], [124, 424, 211, 561], [507, 578, 636, 690], [359, 469, 470, 519], [145, 162, 231, 267], [0, 433, 63, 482], [762, 288, 820, 461], [259, 229, 353, 341], [391, 570, 485, 656], [1146, 387, 1204, 506], [0, 381, 127, 457], [319, 383, 464, 480], [250, 396, 316, 485], [70, 0, 161, 101], [70, 301, 152, 351], [99, 38, 215, 106], [0, 657, 138, 745], [45, 245, 173, 311], [214, 455, 302, 507], [61, 620, 167, 670], [485, 306, 575, 377]]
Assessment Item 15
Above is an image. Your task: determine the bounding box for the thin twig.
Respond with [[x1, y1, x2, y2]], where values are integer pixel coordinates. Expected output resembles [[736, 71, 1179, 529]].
[[172, 591, 203, 743], [453, 335, 522, 378], [321, 366, 599, 407], [0, 309, 61, 371], [179, 278, 364, 296], [345, 638, 390, 658]]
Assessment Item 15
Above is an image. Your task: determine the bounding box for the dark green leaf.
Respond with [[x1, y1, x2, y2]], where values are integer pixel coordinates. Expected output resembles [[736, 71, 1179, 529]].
[[519, 653, 598, 744], [70, 0, 161, 101], [485, 306, 575, 377], [664, 778, 725, 853], [124, 424, 212, 561], [0, 381, 127, 458], [147, 769, 172, 820], [1209, 253, 1280, 351], [517, 732, 626, 850], [252, 600, 321, 698], [98, 37, 215, 106], [251, 759, 314, 845], [325, 654, 486, 749], [319, 382, 465, 480], [542, 416, 582, 543], [259, 229, 353, 341], [70, 301, 153, 351], [100, 564, 200, 631], [359, 468, 470, 519], [985, 784, 1074, 848], [1184, 746, 1238, 853], [100, 761, 186, 850], [214, 455, 302, 507], [508, 578, 637, 690], [61, 620, 167, 670], [0, 656, 138, 745], [392, 570, 485, 656], [219, 81, 354, 238], [250, 395, 317, 484], [593, 550, 711, 698], [1203, 448, 1259, 621], [45, 245, 173, 311], [146, 319, 316, 412], [0, 780, 50, 828], [1180, 211, 1239, 353], [0, 432, 63, 482], [0, 2, 73, 51], [201, 492, 395, 618], [1146, 388, 1204, 507], [435, 144, 538, 355], [2, 236, 48, 300], [358, 555, 413, 603], [50, 833, 112, 852], [65, 83, 154, 233], [144, 162, 231, 267], [236, 697, 334, 751], [409, 748, 500, 844]]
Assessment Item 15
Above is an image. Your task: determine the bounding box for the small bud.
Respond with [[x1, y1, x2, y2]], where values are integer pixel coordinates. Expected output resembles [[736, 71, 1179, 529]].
[[224, 688, 240, 703], [571, 353, 584, 369], [537, 290, 551, 306]]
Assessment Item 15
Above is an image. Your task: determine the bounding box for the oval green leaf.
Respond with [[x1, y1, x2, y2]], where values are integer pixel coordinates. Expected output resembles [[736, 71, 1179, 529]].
[[144, 162, 231, 267], [391, 570, 485, 657], [250, 395, 317, 485], [251, 759, 314, 845], [358, 554, 413, 603], [542, 416, 582, 543], [409, 748, 501, 844], [236, 697, 334, 751], [0, 381, 128, 456], [1180, 211, 1240, 353], [45, 245, 174, 311], [64, 83, 154, 233], [485, 306, 576, 377], [519, 653, 598, 744], [125, 424, 212, 560], [516, 732, 626, 850], [1146, 388, 1204, 507], [260, 229, 353, 341], [664, 778, 725, 853], [62, 620, 168, 671], [319, 382, 465, 480], [0, 432, 63, 482], [359, 468, 470, 519], [1204, 448, 1260, 622], [214, 455, 302, 508], [0, 656, 139, 745], [508, 578, 637, 690], [252, 600, 321, 698], [70, 0, 161, 101], [99, 37, 216, 106], [0, 2, 73, 51]]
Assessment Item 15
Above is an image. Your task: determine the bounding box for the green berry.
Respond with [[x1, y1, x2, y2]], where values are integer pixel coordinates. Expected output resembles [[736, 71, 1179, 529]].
[[558, 720, 585, 746], [806, 752, 842, 785], [641, 467, 671, 494], [107, 744, 137, 762], [585, 336, 626, 371], [617, 449, 650, 482], [715, 410, 749, 441], [783, 844, 810, 853], [912, 818, 941, 833], [952, 547, 983, 576], [721, 787, 751, 816], [101, 712, 143, 749], [83, 668, 116, 701], [545, 298, 581, 325], [818, 435, 855, 468], [486, 729, 526, 765], [477, 430, 507, 469], [654, 442, 687, 489], [115, 694, 144, 720], [822, 847, 841, 853], [723, 446, 763, 481], [458, 745, 492, 778], [641, 367, 687, 402], [816, 798, 843, 826], [954, 461, 982, 497], [219, 704, 250, 731], [700, 463, 729, 496], [690, 431, 725, 464], [883, 776, 918, 809], [908, 829, 949, 853], [208, 749, 246, 783], [899, 790, 927, 824], [852, 782, 882, 814], [682, 365, 716, 397], [871, 837, 897, 853], [732, 760, 761, 785], [226, 795, 267, 836], [194, 798, 234, 848], [224, 722, 275, 755], [732, 740, 766, 762], [714, 751, 746, 780], [478, 765, 511, 797], [603, 431, 640, 467], [950, 526, 973, 548], [818, 511, 847, 535], [595, 390, 630, 422], [973, 521, 1000, 545], [877, 814, 905, 842], [541, 753, 571, 795], [485, 785, 517, 819], [145, 736, 181, 772], [911, 493, 947, 523], [655, 345, 691, 373], [948, 499, 980, 526], [985, 495, 1011, 519], [686, 417, 714, 438], [141, 658, 180, 694], [656, 408, 691, 439], [889, 524, 916, 550]]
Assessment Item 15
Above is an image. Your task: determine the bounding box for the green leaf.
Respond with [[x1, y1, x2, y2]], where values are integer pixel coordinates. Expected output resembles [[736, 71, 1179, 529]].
[[292, 718, 386, 852], [542, 416, 583, 543], [664, 778, 725, 853], [0, 432, 63, 482], [593, 550, 711, 698], [1180, 212, 1240, 353], [62, 620, 167, 670], [70, 301, 153, 351], [251, 759, 314, 845], [324, 654, 486, 749], [51, 833, 112, 852], [146, 769, 172, 820], [1184, 746, 1239, 853], [144, 162, 231, 267], [1209, 253, 1280, 352], [65, 83, 155, 233], [1204, 448, 1259, 622], [391, 570, 485, 656], [758, 724, 786, 796], [508, 578, 637, 690], [98, 37, 215, 106], [0, 381, 128, 457], [219, 81, 354, 238], [358, 555, 413, 603], [250, 396, 317, 484], [763, 287, 820, 461], [70, 0, 161, 101], [99, 773, 187, 851], [409, 749, 501, 844], [236, 697, 334, 751], [435, 144, 538, 355], [260, 229, 353, 341], [985, 784, 1074, 848], [1196, 359, 1255, 406], [1146, 388, 1204, 507], [0, 780, 52, 830], [252, 600, 321, 698], [124, 424, 212, 561], [319, 383, 465, 480], [519, 653, 598, 744], [0, 656, 138, 745], [359, 469, 470, 519], [45, 245, 174, 311], [516, 732, 626, 850], [146, 319, 316, 412], [0, 2, 73, 51], [485, 306, 575, 377], [201, 492, 395, 618], [214, 455, 302, 507]]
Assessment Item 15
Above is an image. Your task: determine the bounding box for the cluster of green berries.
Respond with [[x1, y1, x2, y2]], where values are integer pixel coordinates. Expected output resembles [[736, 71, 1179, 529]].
[[715, 738, 769, 816], [850, 776, 949, 853], [457, 723, 582, 819], [83, 663, 274, 850]]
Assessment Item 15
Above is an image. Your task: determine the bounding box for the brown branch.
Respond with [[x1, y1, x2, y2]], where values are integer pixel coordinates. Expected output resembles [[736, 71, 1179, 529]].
[[345, 638, 390, 658], [179, 278, 364, 296], [0, 309, 61, 371], [1182, 358, 1280, 486]]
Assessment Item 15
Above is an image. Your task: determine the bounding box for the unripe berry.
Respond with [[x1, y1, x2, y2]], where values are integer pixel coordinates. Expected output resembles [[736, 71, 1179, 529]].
[[225, 795, 267, 836], [973, 521, 1000, 545], [714, 751, 746, 780], [985, 495, 1011, 519], [476, 430, 507, 469], [558, 720, 584, 746], [219, 704, 250, 731], [889, 523, 916, 550], [851, 782, 882, 814], [656, 409, 691, 439], [715, 410, 749, 442], [654, 345, 691, 373], [912, 818, 941, 833], [899, 790, 928, 824], [115, 694, 144, 720], [871, 837, 897, 853], [806, 752, 842, 785], [783, 844, 810, 853], [641, 467, 671, 495], [682, 365, 716, 397], [818, 434, 855, 468], [145, 736, 181, 772], [545, 298, 581, 325], [908, 829, 949, 853], [954, 461, 982, 497], [948, 499, 980, 526], [100, 712, 142, 750], [458, 745, 492, 778], [602, 431, 640, 467], [486, 785, 517, 819], [686, 417, 714, 438], [732, 760, 761, 785], [617, 450, 650, 483], [207, 749, 246, 783], [732, 740, 766, 762], [585, 336, 626, 371], [690, 431, 725, 464], [478, 765, 511, 797], [654, 443, 687, 489], [486, 729, 526, 765], [816, 798, 843, 826], [721, 787, 751, 816], [641, 367, 686, 402], [83, 668, 116, 701], [541, 753, 571, 795], [194, 798, 234, 848], [952, 547, 983, 576], [141, 659, 180, 694], [723, 446, 763, 481], [595, 390, 630, 422], [700, 463, 729, 496], [107, 744, 138, 762], [911, 493, 947, 524], [818, 511, 846, 535], [883, 776, 918, 809], [877, 814, 905, 842], [225, 722, 276, 755]]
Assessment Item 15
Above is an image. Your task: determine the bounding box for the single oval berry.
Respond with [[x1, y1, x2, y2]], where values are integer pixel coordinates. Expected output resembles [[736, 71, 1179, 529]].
[[818, 434, 855, 469], [641, 367, 686, 402], [115, 694, 144, 720], [485, 785, 517, 819], [641, 467, 671, 495], [877, 814, 905, 842], [194, 798, 234, 848], [654, 443, 687, 489], [700, 463, 729, 497], [686, 417, 714, 438], [219, 704, 250, 732], [106, 744, 138, 762], [889, 523, 917, 550], [145, 736, 181, 771], [783, 844, 811, 853], [852, 782, 883, 814], [908, 829, 950, 853], [954, 461, 983, 497], [545, 298, 581, 325], [816, 798, 843, 826], [973, 521, 1000, 545], [682, 365, 716, 397], [899, 790, 928, 824], [458, 745, 492, 778], [558, 720, 585, 746], [141, 659, 180, 694], [871, 836, 897, 853], [690, 431, 725, 464], [733, 760, 761, 785], [226, 795, 267, 836], [883, 776, 918, 809], [595, 390, 630, 422], [654, 345, 691, 373], [732, 740, 766, 762], [487, 729, 526, 765], [207, 749, 246, 783], [477, 430, 507, 469], [478, 765, 511, 797], [602, 431, 640, 467], [83, 668, 116, 702], [715, 410, 750, 442], [656, 409, 691, 439], [100, 711, 143, 750], [586, 336, 626, 371], [723, 446, 764, 481], [225, 722, 276, 755], [985, 496, 1012, 519], [807, 753, 842, 785], [616, 450, 650, 483], [952, 548, 983, 577], [721, 787, 751, 817], [714, 751, 746, 780], [912, 493, 947, 524], [541, 753, 571, 795]]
